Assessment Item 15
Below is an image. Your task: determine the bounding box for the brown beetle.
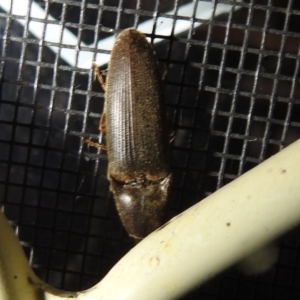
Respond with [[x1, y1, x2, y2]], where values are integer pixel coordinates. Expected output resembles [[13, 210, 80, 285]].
[[91, 28, 172, 241]]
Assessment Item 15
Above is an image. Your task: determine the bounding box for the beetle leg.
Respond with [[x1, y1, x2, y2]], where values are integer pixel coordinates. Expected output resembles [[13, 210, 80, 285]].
[[166, 116, 176, 143], [93, 64, 107, 132], [81, 137, 107, 150], [99, 113, 106, 133], [93, 63, 106, 91], [169, 130, 176, 143], [162, 63, 172, 81]]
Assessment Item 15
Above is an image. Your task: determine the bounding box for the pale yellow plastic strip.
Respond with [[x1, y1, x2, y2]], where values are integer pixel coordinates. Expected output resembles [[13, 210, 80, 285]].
[[1, 139, 300, 299], [0, 207, 76, 299]]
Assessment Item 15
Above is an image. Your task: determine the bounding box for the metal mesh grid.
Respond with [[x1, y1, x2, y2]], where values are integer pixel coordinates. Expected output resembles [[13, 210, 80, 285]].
[[1, 0, 300, 298]]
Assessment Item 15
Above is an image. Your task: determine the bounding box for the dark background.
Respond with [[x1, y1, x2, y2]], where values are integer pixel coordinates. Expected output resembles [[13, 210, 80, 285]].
[[1, 0, 300, 299]]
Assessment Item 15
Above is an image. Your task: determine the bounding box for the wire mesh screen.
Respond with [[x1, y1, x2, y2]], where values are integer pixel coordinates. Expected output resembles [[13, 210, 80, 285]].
[[1, 0, 300, 298]]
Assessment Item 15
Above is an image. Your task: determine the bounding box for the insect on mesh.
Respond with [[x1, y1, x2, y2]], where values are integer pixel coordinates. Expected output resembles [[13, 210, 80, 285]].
[[1, 0, 300, 299]]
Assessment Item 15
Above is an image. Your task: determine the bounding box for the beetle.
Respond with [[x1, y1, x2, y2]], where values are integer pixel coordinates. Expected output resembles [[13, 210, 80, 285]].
[[89, 28, 172, 241]]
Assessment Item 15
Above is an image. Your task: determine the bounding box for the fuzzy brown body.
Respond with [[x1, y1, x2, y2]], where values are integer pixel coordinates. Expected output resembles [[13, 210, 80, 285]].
[[100, 29, 171, 240]]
